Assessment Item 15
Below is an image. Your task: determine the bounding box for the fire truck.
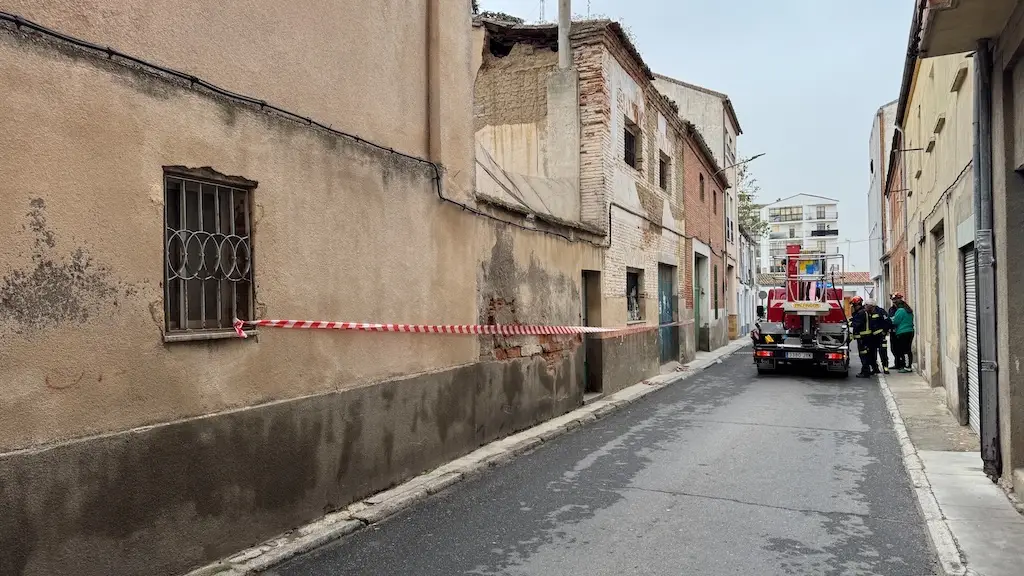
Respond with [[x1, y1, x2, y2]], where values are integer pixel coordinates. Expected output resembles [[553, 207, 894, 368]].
[[752, 244, 850, 376]]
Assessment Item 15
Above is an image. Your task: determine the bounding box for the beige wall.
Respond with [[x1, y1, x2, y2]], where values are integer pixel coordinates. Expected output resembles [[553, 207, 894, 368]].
[[0, 17, 483, 451], [0, 0, 424, 156], [992, 6, 1024, 487], [903, 53, 974, 412]]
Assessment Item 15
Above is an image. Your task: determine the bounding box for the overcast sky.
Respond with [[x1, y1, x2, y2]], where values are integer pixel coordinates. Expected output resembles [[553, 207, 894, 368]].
[[478, 0, 914, 271]]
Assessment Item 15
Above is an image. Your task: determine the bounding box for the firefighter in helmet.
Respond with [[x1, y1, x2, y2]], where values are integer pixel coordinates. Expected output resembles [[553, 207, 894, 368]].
[[866, 299, 892, 374], [849, 296, 877, 377]]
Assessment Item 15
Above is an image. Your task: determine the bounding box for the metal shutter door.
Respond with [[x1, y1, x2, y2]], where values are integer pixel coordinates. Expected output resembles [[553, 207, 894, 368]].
[[964, 249, 980, 434]]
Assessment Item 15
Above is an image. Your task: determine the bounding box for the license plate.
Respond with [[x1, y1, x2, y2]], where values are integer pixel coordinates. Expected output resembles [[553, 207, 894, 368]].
[[788, 352, 813, 360]]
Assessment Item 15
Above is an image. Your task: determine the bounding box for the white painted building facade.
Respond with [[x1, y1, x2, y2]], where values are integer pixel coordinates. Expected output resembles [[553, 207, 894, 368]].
[[759, 194, 841, 273], [867, 100, 898, 298]]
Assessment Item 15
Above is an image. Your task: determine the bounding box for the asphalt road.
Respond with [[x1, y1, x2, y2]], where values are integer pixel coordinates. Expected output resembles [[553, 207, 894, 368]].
[[272, 352, 939, 576]]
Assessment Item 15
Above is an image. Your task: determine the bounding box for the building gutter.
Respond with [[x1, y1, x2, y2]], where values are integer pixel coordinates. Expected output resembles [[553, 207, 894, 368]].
[[973, 40, 1002, 481], [885, 0, 925, 196]]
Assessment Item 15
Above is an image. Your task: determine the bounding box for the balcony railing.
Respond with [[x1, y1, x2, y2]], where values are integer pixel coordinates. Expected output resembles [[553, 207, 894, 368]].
[[806, 213, 838, 221], [810, 229, 839, 237]]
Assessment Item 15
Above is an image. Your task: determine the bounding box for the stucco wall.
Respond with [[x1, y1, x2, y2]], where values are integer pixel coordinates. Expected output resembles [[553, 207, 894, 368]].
[[0, 27, 483, 451], [1, 0, 428, 158], [992, 10, 1024, 486], [903, 53, 975, 416], [0, 15, 612, 575]]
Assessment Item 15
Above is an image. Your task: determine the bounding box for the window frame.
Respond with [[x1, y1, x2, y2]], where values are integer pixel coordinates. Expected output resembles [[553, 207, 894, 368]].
[[659, 152, 670, 191], [699, 174, 705, 202], [624, 118, 641, 169], [162, 166, 258, 342], [626, 267, 644, 322]]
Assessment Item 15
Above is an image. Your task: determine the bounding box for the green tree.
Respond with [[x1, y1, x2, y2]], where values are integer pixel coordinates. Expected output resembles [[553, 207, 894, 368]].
[[737, 159, 769, 238]]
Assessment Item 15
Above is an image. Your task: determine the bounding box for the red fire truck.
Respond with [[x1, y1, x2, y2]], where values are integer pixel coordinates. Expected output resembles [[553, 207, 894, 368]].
[[751, 244, 850, 376]]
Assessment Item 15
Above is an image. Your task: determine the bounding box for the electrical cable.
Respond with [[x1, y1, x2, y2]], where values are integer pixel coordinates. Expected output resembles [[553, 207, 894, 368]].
[[0, 10, 607, 248], [1, 10, 733, 260]]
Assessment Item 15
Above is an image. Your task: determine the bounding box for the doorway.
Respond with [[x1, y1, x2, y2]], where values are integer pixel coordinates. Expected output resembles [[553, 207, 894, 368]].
[[658, 263, 678, 364], [581, 270, 602, 394], [694, 253, 710, 352]]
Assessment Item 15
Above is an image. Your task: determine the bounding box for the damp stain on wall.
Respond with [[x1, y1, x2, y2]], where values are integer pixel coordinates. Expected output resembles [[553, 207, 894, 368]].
[[0, 199, 135, 335]]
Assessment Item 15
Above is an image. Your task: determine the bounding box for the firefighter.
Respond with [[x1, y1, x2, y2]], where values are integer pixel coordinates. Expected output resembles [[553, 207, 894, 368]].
[[867, 300, 892, 374], [849, 296, 876, 377]]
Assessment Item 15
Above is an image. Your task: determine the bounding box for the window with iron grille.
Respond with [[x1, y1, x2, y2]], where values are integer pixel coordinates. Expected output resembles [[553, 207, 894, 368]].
[[164, 169, 255, 338]]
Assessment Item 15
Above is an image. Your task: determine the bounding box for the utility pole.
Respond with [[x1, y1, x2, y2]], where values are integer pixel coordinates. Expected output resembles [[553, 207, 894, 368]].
[[558, 0, 571, 69]]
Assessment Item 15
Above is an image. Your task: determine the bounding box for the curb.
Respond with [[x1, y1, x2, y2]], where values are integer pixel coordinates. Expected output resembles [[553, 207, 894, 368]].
[[185, 339, 752, 576], [877, 373, 969, 576]]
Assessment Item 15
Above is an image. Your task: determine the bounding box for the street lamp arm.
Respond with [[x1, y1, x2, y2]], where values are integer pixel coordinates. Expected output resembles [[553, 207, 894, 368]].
[[713, 153, 765, 177]]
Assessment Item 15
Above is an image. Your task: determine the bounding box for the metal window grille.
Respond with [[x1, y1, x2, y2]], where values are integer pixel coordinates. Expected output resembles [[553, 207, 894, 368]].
[[164, 173, 253, 333], [659, 155, 669, 190], [699, 175, 705, 202]]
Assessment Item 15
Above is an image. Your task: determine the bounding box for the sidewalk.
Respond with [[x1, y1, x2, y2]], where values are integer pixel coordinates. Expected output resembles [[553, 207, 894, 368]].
[[880, 367, 1024, 576], [187, 338, 752, 576]]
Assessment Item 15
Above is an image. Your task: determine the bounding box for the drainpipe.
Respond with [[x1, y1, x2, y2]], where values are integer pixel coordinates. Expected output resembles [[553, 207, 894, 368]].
[[558, 0, 571, 69], [973, 39, 1001, 482]]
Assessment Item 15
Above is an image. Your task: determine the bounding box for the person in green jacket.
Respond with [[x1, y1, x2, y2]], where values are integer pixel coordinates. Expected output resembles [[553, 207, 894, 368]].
[[890, 297, 915, 373]]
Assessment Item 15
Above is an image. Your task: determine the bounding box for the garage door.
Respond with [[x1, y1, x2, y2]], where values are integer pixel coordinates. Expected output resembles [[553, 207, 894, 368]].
[[964, 248, 980, 434]]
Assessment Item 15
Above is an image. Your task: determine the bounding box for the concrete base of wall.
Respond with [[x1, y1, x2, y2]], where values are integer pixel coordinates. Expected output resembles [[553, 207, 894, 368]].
[[0, 350, 586, 576], [593, 330, 660, 396], [679, 322, 696, 364], [710, 317, 729, 351]]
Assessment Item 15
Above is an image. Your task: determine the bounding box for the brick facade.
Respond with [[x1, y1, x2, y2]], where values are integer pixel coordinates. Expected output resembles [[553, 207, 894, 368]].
[[682, 132, 728, 312]]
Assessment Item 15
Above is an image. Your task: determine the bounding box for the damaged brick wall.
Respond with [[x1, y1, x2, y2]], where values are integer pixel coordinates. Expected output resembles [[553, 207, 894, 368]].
[[473, 42, 558, 132], [478, 226, 589, 369]]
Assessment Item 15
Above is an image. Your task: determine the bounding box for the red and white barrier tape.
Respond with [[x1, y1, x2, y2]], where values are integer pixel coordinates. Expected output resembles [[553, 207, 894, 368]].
[[232, 318, 686, 339]]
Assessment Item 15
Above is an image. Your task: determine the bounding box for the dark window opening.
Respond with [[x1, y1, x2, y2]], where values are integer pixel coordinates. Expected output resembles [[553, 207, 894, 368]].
[[699, 174, 705, 202], [624, 118, 640, 169], [713, 190, 718, 214], [488, 38, 515, 57], [164, 171, 255, 334], [713, 265, 719, 319], [627, 268, 643, 321], [659, 152, 670, 191]]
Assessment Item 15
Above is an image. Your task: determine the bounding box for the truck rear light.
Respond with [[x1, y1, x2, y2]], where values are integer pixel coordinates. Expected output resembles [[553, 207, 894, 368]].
[[755, 350, 774, 358], [826, 352, 845, 360]]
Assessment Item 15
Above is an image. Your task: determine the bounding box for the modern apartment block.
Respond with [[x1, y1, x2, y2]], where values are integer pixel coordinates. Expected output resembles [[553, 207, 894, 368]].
[[759, 194, 840, 273]]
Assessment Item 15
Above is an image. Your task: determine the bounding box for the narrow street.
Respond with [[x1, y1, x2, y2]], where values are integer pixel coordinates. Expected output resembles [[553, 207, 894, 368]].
[[271, 353, 939, 576]]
